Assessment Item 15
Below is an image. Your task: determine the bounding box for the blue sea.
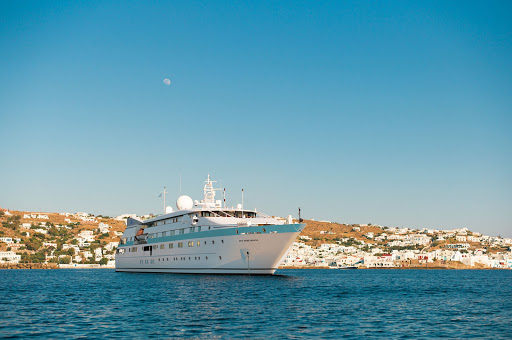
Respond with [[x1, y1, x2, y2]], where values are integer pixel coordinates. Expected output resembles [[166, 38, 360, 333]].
[[1, 269, 511, 339]]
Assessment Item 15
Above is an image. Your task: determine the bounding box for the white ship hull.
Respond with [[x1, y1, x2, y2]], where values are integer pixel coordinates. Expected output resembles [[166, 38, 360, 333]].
[[115, 175, 306, 275], [116, 224, 304, 275]]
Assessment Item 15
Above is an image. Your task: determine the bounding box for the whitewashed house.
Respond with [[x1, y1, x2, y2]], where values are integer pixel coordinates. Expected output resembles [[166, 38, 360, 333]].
[[0, 251, 21, 263]]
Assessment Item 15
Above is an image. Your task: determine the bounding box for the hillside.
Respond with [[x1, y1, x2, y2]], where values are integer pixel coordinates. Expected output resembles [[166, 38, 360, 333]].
[[0, 210, 125, 265], [1, 210, 509, 268]]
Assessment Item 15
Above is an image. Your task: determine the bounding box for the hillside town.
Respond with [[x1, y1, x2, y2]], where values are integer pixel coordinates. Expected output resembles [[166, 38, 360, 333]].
[[0, 209, 126, 268], [1, 209, 511, 269], [282, 220, 512, 269]]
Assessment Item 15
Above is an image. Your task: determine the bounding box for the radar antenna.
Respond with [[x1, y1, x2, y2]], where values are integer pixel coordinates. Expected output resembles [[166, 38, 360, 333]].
[[203, 174, 222, 207]]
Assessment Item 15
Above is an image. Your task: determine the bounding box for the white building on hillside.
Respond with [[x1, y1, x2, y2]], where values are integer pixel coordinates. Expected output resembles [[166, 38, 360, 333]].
[[98, 223, 111, 234], [0, 251, 21, 263], [78, 230, 95, 242]]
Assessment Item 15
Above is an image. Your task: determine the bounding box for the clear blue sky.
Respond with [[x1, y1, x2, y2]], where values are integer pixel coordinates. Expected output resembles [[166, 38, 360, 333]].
[[1, 1, 511, 236]]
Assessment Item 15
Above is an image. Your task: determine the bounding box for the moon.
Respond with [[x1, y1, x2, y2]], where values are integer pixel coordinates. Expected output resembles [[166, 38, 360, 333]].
[[163, 78, 171, 86]]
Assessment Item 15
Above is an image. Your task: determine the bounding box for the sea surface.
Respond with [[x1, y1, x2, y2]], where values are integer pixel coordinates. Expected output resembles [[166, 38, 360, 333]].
[[0, 269, 511, 339]]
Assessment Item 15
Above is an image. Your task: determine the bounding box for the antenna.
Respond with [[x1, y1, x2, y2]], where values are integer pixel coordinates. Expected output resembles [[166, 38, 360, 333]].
[[242, 188, 244, 212], [299, 207, 303, 222], [223, 188, 226, 208], [179, 176, 182, 195], [161, 186, 167, 214]]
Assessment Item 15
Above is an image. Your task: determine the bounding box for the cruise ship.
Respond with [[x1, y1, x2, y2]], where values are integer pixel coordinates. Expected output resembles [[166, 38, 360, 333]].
[[115, 176, 306, 274]]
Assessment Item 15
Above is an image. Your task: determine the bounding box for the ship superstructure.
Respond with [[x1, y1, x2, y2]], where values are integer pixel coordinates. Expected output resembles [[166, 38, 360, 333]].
[[115, 175, 305, 274]]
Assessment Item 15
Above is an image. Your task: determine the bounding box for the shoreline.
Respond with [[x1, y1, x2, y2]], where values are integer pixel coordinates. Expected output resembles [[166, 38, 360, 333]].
[[1, 264, 508, 270]]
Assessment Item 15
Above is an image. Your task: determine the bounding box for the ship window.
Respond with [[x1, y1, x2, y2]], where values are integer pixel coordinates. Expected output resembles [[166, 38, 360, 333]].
[[197, 226, 201, 232], [206, 256, 208, 260], [212, 240, 215, 244], [189, 257, 191, 260], [180, 229, 184, 235], [197, 241, 200, 246], [222, 240, 224, 243], [219, 256, 222, 260], [204, 241, 207, 245], [170, 230, 175, 236]]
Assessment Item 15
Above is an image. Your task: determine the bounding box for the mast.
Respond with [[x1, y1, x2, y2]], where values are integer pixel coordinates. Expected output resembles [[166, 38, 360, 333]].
[[162, 186, 167, 213], [203, 174, 221, 208]]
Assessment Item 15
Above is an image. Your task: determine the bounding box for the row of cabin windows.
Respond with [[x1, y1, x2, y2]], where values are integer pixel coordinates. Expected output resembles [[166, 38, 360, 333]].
[[125, 226, 214, 243], [148, 227, 201, 239], [199, 211, 256, 218], [187, 241, 201, 247], [154, 217, 182, 227], [125, 240, 225, 253], [151, 210, 258, 227], [139, 256, 224, 264]]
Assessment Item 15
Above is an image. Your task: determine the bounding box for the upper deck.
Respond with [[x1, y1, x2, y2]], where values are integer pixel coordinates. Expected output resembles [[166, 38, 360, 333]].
[[120, 175, 294, 246]]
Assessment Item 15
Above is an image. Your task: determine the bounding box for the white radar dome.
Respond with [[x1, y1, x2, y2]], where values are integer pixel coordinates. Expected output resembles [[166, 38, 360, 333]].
[[176, 195, 193, 210], [236, 203, 242, 209], [165, 206, 174, 214]]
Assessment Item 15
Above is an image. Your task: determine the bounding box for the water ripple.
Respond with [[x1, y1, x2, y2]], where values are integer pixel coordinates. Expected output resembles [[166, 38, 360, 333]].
[[0, 269, 511, 338]]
